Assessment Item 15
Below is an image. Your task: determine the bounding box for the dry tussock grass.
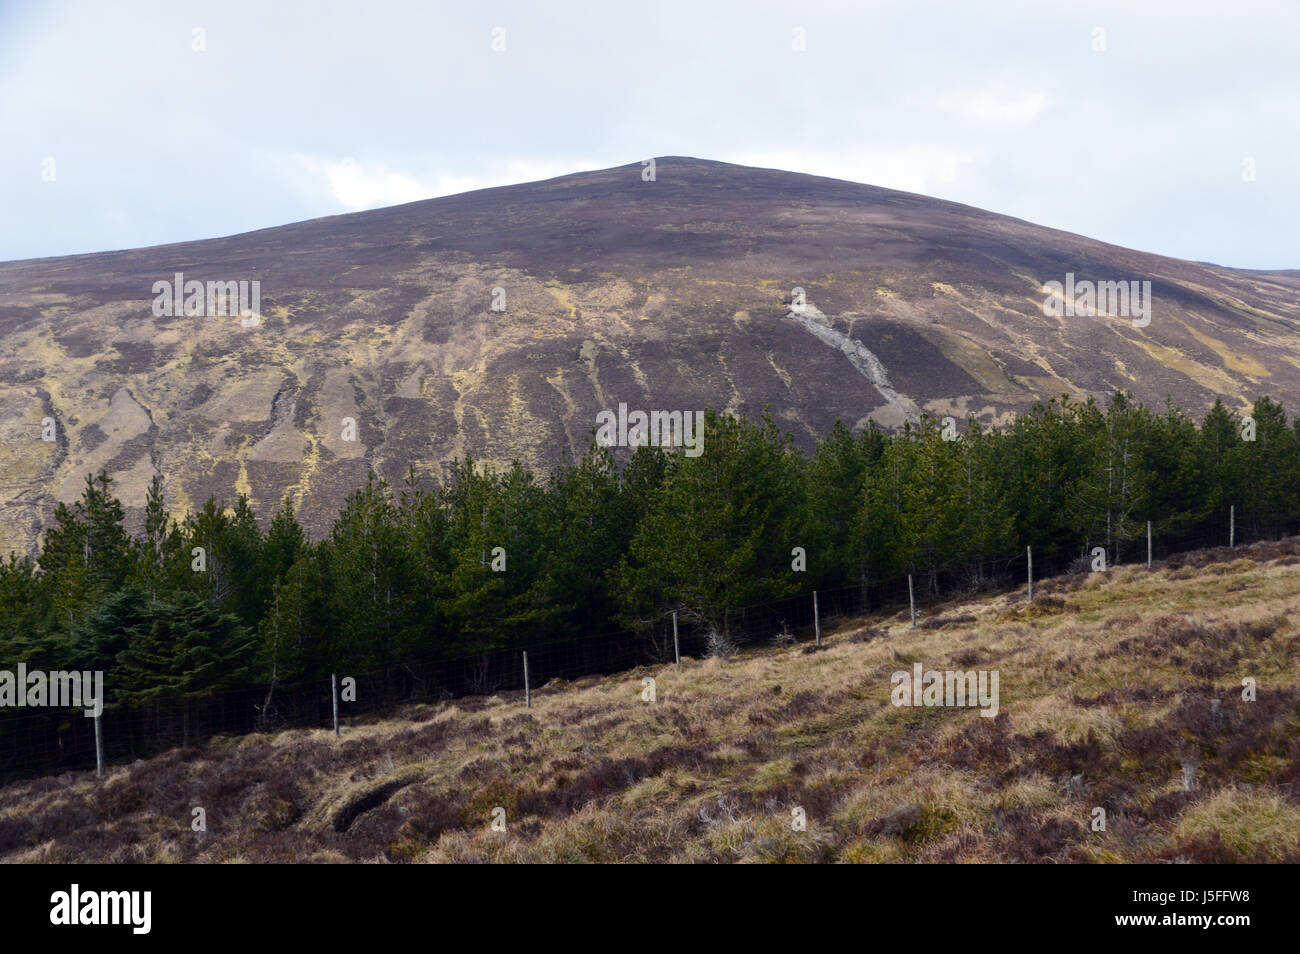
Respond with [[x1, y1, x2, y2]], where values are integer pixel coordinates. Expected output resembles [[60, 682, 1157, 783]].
[[3, 537, 1300, 863]]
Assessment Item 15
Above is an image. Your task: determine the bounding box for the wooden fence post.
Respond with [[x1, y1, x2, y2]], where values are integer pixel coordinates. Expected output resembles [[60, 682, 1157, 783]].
[[814, 591, 821, 647], [94, 713, 104, 778]]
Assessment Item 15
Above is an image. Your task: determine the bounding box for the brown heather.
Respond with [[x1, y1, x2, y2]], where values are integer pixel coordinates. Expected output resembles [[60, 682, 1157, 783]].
[[6, 157, 1300, 560], [4, 537, 1300, 864]]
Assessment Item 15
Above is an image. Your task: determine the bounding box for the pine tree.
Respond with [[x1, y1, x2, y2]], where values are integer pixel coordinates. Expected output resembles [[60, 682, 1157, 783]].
[[1237, 396, 1299, 537], [0, 554, 55, 666], [805, 419, 871, 591], [952, 417, 1015, 582], [325, 474, 415, 669], [36, 499, 92, 631], [533, 442, 627, 638], [66, 585, 154, 701], [114, 590, 256, 706], [1066, 393, 1152, 565], [615, 409, 804, 643], [131, 475, 186, 602], [82, 471, 131, 591], [1144, 399, 1212, 537], [37, 471, 131, 631]]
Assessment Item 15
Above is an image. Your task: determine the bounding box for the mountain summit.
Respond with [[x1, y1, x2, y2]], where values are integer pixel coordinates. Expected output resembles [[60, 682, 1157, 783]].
[[2, 157, 1298, 552]]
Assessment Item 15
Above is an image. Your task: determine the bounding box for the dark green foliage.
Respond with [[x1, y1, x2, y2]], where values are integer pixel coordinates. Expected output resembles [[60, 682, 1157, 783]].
[[1, 395, 1297, 711], [614, 409, 805, 639]]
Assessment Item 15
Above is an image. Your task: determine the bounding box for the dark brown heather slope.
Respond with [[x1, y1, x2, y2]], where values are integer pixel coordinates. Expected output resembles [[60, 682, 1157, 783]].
[[1, 157, 1298, 553]]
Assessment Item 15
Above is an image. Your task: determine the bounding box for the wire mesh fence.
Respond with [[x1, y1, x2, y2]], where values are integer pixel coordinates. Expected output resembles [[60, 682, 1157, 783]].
[[2, 505, 1294, 782]]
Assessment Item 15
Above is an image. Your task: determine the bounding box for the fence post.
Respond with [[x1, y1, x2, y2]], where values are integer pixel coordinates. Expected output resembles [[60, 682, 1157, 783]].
[[908, 574, 916, 627], [1027, 546, 1033, 601], [523, 651, 531, 709], [1230, 505, 1235, 548], [332, 674, 339, 738], [94, 712, 104, 778], [672, 611, 680, 666], [1147, 520, 1152, 569], [814, 591, 821, 647]]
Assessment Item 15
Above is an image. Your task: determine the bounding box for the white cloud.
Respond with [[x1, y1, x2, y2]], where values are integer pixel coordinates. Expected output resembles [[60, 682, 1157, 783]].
[[3, 0, 1296, 266], [284, 155, 607, 211], [942, 89, 1048, 126], [287, 156, 434, 210]]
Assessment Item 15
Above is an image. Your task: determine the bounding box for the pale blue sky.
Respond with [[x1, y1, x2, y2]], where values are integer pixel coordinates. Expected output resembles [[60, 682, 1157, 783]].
[[1, 0, 1296, 267]]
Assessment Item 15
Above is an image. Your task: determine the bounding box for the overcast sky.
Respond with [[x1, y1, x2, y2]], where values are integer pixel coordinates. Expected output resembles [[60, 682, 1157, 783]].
[[1, 0, 1296, 268]]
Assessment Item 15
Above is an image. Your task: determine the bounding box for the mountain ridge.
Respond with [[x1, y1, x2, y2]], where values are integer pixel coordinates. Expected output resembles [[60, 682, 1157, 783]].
[[2, 156, 1299, 555]]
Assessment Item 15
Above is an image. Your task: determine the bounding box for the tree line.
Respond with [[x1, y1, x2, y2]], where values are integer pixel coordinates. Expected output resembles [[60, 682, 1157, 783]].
[[1, 393, 1296, 711]]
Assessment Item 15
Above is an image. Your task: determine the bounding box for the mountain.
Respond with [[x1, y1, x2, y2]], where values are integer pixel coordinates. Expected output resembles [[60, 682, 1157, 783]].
[[2, 156, 1299, 554]]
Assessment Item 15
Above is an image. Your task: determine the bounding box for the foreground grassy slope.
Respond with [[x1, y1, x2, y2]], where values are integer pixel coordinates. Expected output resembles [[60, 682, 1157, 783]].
[[4, 538, 1300, 863]]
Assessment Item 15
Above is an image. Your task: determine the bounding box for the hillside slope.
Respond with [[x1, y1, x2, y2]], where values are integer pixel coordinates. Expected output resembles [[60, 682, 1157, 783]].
[[4, 536, 1300, 863], [3, 158, 1300, 554]]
